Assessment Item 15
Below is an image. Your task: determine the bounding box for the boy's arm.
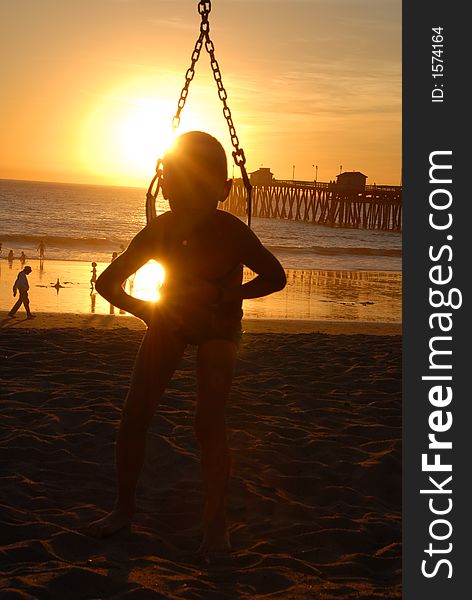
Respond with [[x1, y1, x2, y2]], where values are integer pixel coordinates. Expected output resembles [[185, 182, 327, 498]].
[[95, 225, 157, 321], [225, 224, 286, 301]]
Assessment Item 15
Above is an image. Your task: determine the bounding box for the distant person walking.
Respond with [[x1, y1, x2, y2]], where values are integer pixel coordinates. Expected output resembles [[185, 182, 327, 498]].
[[90, 262, 98, 290], [7, 250, 14, 263], [37, 240, 46, 260], [8, 266, 35, 319], [20, 251, 27, 265], [111, 252, 118, 262]]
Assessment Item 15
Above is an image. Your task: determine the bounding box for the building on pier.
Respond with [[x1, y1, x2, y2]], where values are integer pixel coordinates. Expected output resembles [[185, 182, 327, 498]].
[[335, 171, 367, 191], [250, 167, 274, 186]]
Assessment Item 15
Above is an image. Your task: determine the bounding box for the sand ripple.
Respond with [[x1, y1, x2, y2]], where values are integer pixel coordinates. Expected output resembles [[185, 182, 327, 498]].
[[0, 328, 401, 599]]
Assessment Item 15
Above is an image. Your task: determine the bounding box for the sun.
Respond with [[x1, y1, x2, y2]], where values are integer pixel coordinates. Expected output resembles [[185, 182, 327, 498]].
[[118, 98, 175, 174], [79, 88, 177, 185], [79, 77, 236, 186], [131, 260, 166, 302]]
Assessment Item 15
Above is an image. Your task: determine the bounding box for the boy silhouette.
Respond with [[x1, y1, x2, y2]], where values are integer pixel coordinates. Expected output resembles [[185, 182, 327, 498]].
[[88, 131, 286, 552]]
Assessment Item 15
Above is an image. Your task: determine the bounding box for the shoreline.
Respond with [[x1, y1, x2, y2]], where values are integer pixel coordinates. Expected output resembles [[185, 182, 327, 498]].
[[1, 259, 402, 323], [0, 311, 401, 335], [1, 255, 402, 272]]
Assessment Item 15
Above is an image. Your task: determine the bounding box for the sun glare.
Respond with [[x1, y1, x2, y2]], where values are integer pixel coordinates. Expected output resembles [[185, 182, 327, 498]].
[[131, 260, 166, 302], [79, 78, 236, 186], [80, 89, 176, 185], [118, 98, 175, 172]]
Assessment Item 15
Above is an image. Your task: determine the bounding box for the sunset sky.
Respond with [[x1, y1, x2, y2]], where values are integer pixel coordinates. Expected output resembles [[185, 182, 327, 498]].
[[1, 0, 401, 187]]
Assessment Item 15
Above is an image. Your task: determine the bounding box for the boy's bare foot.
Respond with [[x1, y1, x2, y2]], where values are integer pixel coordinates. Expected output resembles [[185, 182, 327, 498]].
[[85, 509, 132, 538]]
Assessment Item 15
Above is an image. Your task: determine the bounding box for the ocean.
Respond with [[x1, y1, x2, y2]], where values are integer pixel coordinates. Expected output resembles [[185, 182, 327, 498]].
[[0, 179, 401, 272]]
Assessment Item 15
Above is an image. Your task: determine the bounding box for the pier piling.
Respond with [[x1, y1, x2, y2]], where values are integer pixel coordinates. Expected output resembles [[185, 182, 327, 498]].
[[222, 181, 402, 231]]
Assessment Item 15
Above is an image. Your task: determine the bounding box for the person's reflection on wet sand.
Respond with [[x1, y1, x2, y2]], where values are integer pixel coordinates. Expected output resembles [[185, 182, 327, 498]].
[[90, 291, 97, 313]]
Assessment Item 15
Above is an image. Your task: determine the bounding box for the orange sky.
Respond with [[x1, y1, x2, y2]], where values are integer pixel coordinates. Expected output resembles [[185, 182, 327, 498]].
[[0, 1, 401, 187]]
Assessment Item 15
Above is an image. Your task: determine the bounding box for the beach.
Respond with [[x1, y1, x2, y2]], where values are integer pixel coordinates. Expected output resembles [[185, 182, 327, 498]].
[[0, 315, 401, 599], [1, 180, 402, 598]]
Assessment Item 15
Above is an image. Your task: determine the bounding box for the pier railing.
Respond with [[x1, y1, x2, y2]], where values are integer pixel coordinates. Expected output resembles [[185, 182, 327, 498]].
[[222, 180, 402, 231]]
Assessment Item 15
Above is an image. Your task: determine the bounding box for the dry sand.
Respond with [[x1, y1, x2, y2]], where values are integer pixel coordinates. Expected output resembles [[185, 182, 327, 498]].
[[0, 315, 401, 599]]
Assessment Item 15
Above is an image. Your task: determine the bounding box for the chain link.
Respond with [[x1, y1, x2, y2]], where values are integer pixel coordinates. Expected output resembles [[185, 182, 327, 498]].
[[172, 31, 204, 131]]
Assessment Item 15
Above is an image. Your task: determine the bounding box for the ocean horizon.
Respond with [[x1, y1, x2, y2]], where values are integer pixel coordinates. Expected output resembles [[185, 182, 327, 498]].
[[0, 178, 402, 272]]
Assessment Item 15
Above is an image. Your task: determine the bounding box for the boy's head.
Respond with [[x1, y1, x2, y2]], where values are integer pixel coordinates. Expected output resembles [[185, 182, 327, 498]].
[[24, 266, 32, 274], [162, 131, 232, 220]]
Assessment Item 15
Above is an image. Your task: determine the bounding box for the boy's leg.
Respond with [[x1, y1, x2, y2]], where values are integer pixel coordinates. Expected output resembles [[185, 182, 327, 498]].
[[87, 325, 186, 537], [195, 339, 237, 552]]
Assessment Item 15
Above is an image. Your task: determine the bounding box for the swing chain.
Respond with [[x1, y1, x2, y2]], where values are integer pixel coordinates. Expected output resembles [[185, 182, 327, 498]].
[[172, 1, 210, 130], [147, 0, 252, 226], [173, 0, 247, 168], [172, 31, 204, 130]]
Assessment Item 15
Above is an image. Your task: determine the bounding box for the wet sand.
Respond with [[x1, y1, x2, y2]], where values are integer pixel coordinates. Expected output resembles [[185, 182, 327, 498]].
[[0, 258, 402, 323], [0, 316, 401, 599]]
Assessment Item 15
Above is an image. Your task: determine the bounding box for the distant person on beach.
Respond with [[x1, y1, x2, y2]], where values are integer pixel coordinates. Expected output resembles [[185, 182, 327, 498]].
[[7, 250, 14, 263], [8, 266, 35, 319], [90, 262, 97, 290], [37, 240, 46, 260], [19, 251, 27, 265], [87, 131, 286, 552], [111, 251, 118, 262]]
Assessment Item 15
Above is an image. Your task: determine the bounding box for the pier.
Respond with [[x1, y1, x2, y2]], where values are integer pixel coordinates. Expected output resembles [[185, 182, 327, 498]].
[[222, 180, 402, 231]]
